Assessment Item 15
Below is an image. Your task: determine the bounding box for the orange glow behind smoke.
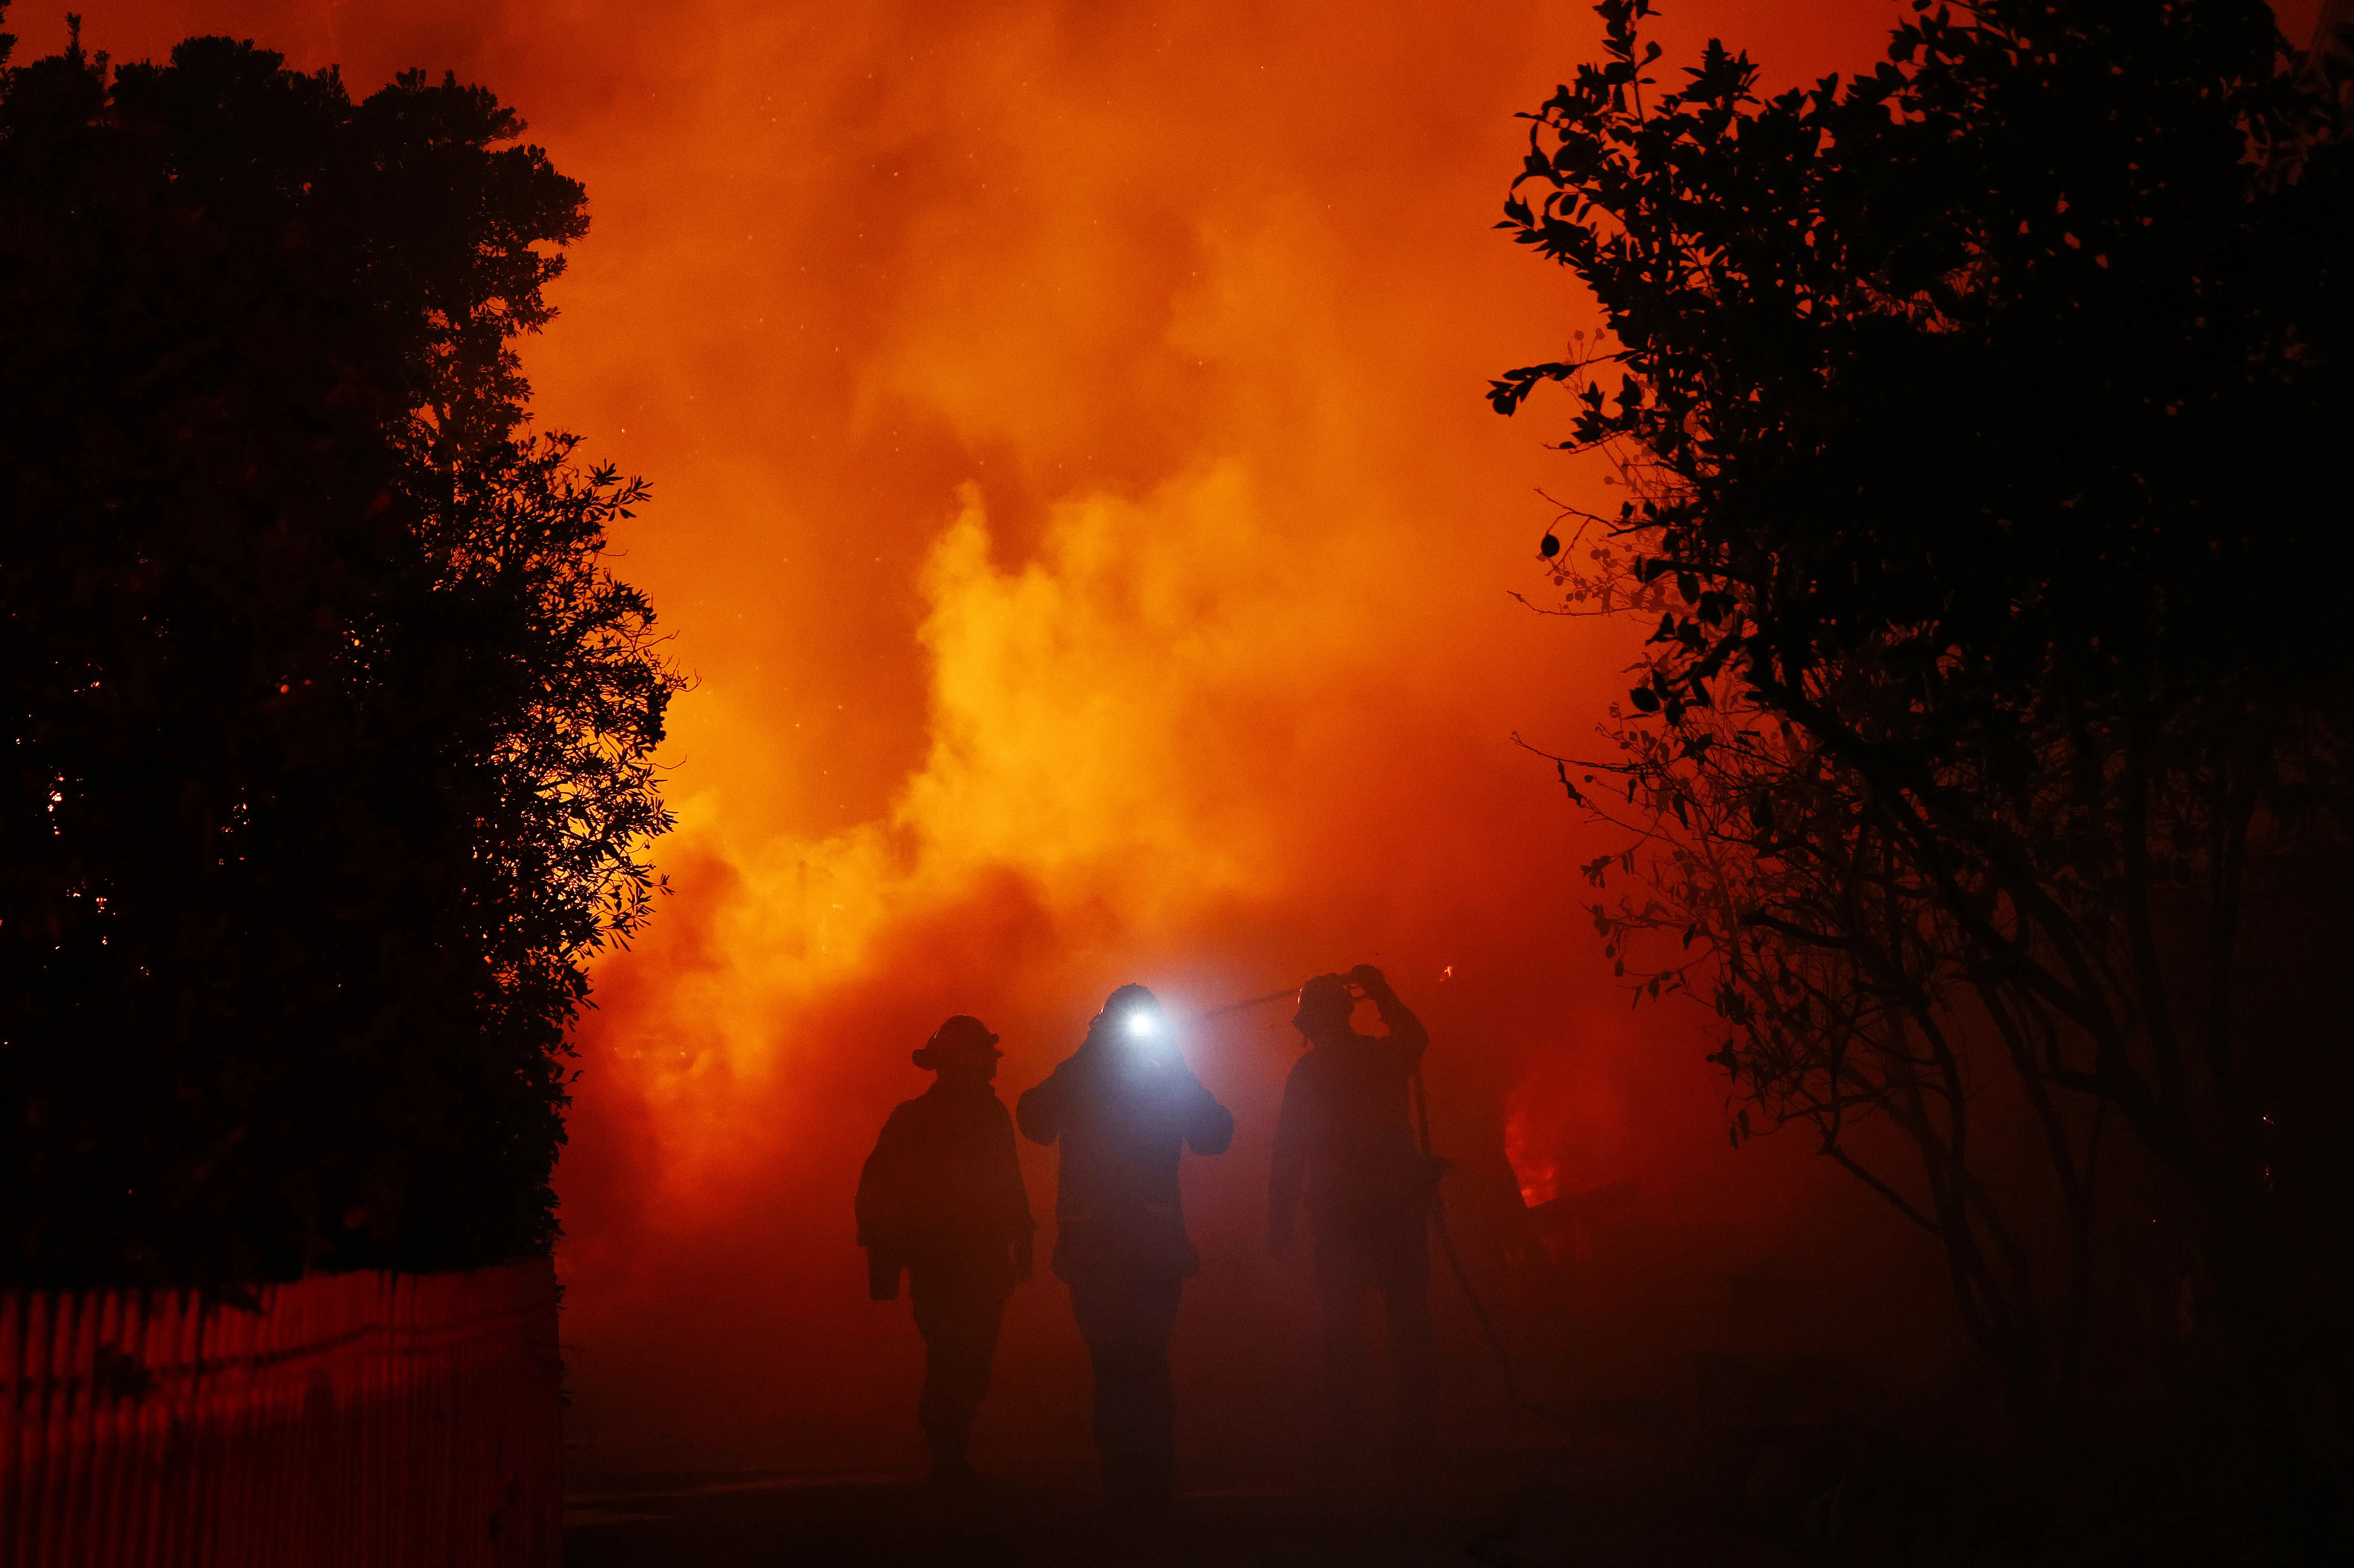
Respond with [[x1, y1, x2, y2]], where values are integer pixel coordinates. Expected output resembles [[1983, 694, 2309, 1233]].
[[44, 0, 1969, 1474]]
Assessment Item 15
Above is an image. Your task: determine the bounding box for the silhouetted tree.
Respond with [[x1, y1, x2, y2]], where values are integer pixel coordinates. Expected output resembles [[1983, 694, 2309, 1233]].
[[1498, 0, 2353, 1423], [0, 13, 681, 1287]]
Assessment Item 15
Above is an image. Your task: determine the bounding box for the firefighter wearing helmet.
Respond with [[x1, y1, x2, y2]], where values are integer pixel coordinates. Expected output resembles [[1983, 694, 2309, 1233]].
[[855, 1014, 1036, 1485], [1016, 983, 1234, 1518], [1268, 964, 1439, 1459]]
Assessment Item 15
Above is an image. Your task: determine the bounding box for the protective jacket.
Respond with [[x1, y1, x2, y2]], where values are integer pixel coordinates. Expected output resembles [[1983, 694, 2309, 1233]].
[[856, 1077, 1034, 1295], [1268, 996, 1433, 1247], [1016, 1034, 1234, 1281]]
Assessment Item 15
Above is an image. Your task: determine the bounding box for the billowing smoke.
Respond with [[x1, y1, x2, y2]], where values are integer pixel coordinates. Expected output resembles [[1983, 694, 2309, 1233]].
[[45, 0, 1961, 1478]]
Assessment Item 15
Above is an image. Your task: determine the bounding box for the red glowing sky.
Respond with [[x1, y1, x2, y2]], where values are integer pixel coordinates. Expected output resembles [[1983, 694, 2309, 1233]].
[[37, 0, 2317, 1472]]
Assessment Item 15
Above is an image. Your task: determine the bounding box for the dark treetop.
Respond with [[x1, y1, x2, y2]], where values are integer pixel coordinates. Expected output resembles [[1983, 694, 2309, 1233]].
[[0, 15, 681, 1287], [1497, 0, 2354, 1427]]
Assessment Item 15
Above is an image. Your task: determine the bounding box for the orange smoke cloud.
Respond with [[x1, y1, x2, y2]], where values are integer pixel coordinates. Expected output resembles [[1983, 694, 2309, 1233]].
[[48, 0, 1931, 1475]]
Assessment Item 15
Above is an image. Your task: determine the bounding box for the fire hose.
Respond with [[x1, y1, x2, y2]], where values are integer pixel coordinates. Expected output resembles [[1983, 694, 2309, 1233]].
[[1408, 1061, 1550, 1422]]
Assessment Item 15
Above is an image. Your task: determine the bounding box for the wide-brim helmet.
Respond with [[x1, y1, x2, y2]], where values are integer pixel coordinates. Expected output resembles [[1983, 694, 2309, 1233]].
[[1293, 973, 1353, 1035], [912, 1014, 1002, 1070], [1093, 982, 1165, 1043]]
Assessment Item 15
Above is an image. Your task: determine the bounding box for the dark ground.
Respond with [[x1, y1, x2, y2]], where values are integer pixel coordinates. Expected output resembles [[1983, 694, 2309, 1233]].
[[561, 1447, 1788, 1568]]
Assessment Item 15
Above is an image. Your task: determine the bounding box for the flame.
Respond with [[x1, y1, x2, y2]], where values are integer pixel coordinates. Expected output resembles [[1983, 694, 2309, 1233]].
[[1503, 1107, 1559, 1209]]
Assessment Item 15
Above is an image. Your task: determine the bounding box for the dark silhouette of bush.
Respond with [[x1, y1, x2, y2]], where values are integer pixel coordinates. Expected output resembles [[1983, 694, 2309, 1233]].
[[1498, 0, 2352, 1425], [0, 12, 681, 1287]]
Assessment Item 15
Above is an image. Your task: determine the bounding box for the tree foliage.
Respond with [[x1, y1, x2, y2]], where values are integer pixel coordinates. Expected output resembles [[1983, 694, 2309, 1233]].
[[0, 13, 682, 1286], [1500, 0, 2353, 1413]]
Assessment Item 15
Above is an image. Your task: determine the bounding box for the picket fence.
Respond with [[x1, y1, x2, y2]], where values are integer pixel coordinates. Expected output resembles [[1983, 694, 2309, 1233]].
[[0, 1260, 560, 1568]]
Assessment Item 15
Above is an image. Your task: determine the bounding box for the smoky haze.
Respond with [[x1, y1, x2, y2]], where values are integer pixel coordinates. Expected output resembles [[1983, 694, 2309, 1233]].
[[34, 0, 2088, 1479]]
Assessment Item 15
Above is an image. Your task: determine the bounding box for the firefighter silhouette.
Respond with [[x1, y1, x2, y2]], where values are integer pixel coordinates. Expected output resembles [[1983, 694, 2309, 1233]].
[[1268, 965, 1441, 1454], [1017, 983, 1234, 1517], [856, 1014, 1036, 1484]]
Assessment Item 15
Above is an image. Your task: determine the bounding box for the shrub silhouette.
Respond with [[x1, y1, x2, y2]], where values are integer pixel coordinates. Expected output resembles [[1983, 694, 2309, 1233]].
[[0, 14, 681, 1286]]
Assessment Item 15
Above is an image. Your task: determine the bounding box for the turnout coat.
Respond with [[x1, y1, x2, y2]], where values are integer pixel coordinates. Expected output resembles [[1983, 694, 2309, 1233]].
[[856, 1077, 1035, 1296]]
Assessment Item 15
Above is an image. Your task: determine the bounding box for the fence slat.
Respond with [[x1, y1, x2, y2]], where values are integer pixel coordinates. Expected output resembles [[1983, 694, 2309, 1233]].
[[0, 1262, 558, 1568]]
